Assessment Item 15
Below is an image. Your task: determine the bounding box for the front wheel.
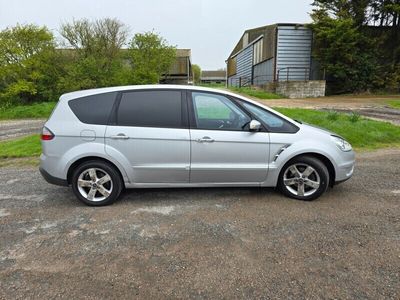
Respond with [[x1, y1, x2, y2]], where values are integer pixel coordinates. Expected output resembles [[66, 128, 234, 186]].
[[278, 156, 330, 201], [71, 160, 123, 206]]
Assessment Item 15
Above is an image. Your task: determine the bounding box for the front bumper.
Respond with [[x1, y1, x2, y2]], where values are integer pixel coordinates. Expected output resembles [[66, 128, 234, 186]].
[[334, 151, 355, 184], [39, 167, 69, 186]]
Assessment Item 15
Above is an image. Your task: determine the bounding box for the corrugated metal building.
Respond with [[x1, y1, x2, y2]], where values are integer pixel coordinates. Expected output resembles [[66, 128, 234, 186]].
[[227, 23, 319, 87]]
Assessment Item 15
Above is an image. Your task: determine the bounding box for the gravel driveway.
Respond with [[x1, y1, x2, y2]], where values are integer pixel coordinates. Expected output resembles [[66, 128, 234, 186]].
[[0, 119, 45, 141], [0, 149, 399, 299]]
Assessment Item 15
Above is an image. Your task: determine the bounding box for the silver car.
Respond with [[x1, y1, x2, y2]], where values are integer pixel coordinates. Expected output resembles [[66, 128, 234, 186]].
[[40, 85, 355, 206]]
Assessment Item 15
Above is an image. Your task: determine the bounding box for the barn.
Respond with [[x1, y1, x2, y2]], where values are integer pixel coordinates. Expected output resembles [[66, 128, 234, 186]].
[[226, 23, 323, 93]]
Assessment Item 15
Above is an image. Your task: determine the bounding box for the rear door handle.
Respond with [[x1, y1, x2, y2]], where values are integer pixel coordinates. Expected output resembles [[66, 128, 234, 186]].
[[110, 133, 129, 140], [197, 136, 215, 143]]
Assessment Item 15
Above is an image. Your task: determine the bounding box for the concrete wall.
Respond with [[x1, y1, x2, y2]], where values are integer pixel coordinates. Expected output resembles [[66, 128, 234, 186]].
[[263, 80, 326, 98]]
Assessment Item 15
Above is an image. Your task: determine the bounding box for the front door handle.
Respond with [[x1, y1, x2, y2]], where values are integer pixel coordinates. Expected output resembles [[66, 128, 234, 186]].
[[110, 133, 129, 140], [197, 136, 215, 143]]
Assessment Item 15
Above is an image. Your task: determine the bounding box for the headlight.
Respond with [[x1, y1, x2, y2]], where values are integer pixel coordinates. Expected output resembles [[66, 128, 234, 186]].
[[331, 135, 352, 152]]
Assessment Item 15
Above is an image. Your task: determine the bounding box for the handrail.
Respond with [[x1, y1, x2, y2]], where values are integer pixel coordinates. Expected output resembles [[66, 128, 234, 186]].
[[277, 67, 310, 82]]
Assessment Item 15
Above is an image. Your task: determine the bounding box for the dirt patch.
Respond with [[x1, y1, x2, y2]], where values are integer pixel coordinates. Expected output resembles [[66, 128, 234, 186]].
[[257, 94, 400, 109], [255, 95, 400, 125]]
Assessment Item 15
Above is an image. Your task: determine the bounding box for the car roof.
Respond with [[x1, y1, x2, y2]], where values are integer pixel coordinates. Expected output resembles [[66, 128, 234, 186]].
[[59, 85, 237, 101], [59, 84, 297, 125]]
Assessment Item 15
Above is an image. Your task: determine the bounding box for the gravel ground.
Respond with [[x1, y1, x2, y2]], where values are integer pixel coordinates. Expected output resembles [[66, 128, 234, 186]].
[[0, 150, 399, 299], [0, 119, 45, 141]]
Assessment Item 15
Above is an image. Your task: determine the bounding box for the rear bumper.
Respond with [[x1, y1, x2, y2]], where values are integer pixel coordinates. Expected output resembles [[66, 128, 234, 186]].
[[39, 167, 69, 186]]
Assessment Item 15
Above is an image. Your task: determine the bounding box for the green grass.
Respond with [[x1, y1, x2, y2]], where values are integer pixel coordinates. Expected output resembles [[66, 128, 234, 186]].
[[228, 87, 282, 99], [275, 108, 400, 150], [0, 102, 57, 120], [387, 99, 400, 109], [0, 135, 41, 158]]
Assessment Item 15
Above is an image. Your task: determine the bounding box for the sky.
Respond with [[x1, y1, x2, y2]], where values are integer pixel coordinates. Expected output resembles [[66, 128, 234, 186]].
[[0, 0, 313, 70]]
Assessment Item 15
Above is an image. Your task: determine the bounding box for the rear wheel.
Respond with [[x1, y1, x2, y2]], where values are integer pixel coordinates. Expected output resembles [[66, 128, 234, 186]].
[[71, 160, 123, 206], [278, 156, 329, 201]]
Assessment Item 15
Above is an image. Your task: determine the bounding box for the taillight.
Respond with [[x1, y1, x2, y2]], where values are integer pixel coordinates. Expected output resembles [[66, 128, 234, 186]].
[[41, 127, 54, 141]]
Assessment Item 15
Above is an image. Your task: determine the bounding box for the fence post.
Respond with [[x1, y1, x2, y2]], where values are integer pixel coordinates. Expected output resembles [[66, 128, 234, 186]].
[[287, 68, 289, 82], [239, 77, 241, 88]]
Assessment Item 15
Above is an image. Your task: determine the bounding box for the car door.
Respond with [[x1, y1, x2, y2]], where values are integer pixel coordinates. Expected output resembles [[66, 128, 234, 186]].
[[105, 90, 190, 183], [188, 91, 270, 184]]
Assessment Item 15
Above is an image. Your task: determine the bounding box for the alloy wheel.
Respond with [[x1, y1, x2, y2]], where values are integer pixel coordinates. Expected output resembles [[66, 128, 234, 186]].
[[283, 163, 321, 197], [77, 168, 113, 202]]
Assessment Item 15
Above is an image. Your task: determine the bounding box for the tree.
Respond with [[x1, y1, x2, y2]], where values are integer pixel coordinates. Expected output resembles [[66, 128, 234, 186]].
[[311, 0, 400, 93], [128, 31, 176, 84], [58, 18, 129, 91], [370, 0, 400, 26], [310, 10, 379, 93], [312, 0, 400, 26], [0, 24, 61, 105], [192, 64, 201, 85]]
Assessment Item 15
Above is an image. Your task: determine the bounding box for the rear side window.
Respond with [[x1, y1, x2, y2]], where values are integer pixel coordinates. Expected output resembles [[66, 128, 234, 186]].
[[117, 91, 183, 128], [68, 92, 117, 125]]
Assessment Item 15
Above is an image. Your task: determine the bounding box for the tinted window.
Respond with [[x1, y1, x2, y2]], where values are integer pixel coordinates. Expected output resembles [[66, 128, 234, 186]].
[[240, 101, 299, 133], [69, 92, 117, 125], [117, 91, 183, 128], [192, 92, 250, 131]]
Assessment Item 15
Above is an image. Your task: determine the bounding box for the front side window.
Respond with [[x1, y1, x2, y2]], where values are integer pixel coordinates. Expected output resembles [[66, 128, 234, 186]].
[[240, 101, 299, 133], [192, 92, 251, 131], [117, 91, 183, 128]]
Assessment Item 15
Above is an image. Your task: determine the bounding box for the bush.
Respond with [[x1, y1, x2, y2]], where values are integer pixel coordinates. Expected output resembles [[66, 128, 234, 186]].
[[348, 112, 361, 123], [0, 24, 61, 106], [327, 110, 339, 121]]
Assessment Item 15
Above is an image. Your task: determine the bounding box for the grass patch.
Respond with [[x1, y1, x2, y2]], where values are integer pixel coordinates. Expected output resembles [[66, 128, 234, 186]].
[[228, 87, 282, 99], [275, 108, 400, 150], [386, 99, 400, 109], [0, 135, 41, 158], [0, 102, 56, 120]]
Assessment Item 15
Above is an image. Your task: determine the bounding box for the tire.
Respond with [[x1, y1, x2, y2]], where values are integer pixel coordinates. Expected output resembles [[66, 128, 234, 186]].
[[278, 155, 329, 201], [71, 160, 123, 206]]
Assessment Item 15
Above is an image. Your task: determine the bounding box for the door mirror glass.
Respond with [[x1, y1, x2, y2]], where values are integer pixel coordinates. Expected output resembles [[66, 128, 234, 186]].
[[249, 120, 261, 131]]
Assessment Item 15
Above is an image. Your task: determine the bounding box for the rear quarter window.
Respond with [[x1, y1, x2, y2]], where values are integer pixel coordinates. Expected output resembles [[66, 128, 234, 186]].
[[68, 92, 117, 125]]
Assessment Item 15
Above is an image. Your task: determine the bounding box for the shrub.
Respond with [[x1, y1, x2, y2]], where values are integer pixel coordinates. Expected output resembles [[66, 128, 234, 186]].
[[327, 110, 339, 121], [348, 112, 361, 123]]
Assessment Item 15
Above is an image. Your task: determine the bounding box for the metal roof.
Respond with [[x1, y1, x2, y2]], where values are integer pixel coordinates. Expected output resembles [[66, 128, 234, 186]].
[[227, 23, 309, 59], [201, 70, 226, 79], [57, 48, 191, 58]]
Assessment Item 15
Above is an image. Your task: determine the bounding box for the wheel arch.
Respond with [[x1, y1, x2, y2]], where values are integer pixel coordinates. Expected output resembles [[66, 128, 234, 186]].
[[280, 152, 336, 187], [67, 156, 125, 187]]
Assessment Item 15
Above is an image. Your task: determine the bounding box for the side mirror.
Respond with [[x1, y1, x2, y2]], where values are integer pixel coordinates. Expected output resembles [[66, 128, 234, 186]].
[[249, 120, 261, 132]]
